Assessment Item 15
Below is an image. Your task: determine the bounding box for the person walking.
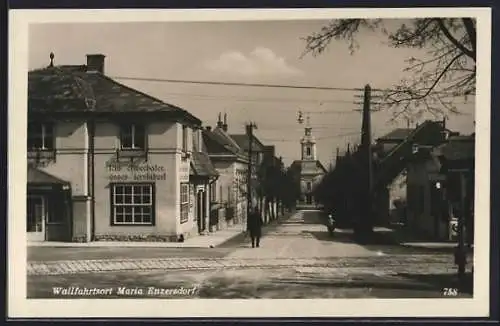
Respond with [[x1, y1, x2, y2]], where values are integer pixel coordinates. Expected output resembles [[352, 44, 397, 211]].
[[247, 206, 263, 248]]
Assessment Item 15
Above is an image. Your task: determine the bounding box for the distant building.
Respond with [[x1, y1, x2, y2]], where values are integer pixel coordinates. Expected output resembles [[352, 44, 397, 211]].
[[289, 117, 327, 205], [27, 53, 204, 243], [203, 114, 249, 230]]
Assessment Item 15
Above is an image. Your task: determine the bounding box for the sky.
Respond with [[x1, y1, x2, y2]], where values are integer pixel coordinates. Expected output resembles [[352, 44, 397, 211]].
[[28, 20, 476, 167]]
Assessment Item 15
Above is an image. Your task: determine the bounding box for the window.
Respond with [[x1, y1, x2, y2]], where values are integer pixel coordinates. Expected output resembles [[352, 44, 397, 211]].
[[307, 182, 312, 192], [210, 181, 217, 202], [182, 125, 188, 152], [28, 122, 54, 150], [111, 183, 154, 225], [306, 146, 311, 157], [120, 123, 146, 150], [196, 129, 203, 152], [180, 183, 189, 223]]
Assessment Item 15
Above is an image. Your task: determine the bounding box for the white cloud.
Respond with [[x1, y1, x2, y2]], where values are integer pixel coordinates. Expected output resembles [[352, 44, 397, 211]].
[[205, 47, 302, 77]]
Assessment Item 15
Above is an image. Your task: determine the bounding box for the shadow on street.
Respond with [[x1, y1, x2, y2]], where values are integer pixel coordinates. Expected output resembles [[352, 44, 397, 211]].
[[196, 271, 473, 299], [396, 272, 473, 295], [303, 229, 462, 255]]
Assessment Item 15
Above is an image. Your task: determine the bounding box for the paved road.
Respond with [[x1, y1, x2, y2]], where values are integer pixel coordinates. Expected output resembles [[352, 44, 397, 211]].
[[27, 210, 471, 298]]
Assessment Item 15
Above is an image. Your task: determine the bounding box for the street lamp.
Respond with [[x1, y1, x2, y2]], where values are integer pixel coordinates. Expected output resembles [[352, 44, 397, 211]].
[[298, 110, 304, 124]]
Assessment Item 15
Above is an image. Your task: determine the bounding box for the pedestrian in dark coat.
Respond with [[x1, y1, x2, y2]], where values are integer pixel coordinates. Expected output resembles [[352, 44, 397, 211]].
[[248, 206, 263, 248]]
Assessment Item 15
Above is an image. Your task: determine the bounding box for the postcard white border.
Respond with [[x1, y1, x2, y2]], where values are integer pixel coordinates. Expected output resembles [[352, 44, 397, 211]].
[[8, 8, 491, 318]]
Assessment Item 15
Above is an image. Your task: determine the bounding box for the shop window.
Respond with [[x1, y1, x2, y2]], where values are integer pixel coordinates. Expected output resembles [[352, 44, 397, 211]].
[[28, 122, 54, 151], [111, 183, 154, 225], [180, 183, 189, 223], [120, 123, 146, 150]]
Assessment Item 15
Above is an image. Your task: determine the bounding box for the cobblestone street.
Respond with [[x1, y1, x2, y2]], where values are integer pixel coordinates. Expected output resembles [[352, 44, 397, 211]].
[[27, 210, 472, 298]]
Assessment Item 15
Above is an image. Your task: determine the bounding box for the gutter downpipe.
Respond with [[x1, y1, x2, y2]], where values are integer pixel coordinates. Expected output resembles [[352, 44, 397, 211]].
[[89, 119, 96, 241]]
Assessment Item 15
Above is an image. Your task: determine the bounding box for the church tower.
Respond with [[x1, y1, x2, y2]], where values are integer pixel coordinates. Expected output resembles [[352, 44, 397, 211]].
[[300, 115, 317, 161]]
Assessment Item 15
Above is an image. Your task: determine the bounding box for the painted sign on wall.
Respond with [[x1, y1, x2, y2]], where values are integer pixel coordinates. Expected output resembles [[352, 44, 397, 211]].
[[106, 162, 166, 181]]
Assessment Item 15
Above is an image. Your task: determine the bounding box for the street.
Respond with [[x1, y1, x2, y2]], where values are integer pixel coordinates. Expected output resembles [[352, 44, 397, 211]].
[[27, 210, 472, 299]]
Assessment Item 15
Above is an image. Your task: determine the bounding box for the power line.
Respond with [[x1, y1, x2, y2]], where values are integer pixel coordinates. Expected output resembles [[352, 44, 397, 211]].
[[260, 131, 359, 142], [111, 76, 381, 92], [257, 126, 357, 131], [158, 91, 358, 104]]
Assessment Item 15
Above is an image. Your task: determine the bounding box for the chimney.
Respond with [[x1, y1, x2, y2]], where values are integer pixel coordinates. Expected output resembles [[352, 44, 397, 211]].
[[222, 113, 228, 132], [216, 113, 223, 128], [86, 54, 106, 74]]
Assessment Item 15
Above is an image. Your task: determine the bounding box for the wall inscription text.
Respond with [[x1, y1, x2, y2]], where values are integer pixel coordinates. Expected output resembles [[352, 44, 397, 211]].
[[106, 162, 166, 181]]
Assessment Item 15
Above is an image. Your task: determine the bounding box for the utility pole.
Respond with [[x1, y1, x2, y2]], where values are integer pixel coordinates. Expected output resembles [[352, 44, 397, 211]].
[[457, 170, 467, 284], [360, 84, 373, 237], [246, 122, 257, 231]]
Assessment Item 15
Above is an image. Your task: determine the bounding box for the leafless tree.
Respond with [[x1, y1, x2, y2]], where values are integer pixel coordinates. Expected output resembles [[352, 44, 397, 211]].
[[302, 18, 476, 122]]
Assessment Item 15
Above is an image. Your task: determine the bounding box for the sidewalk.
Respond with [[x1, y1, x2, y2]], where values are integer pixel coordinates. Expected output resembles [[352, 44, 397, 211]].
[[373, 225, 474, 252], [28, 210, 297, 249], [29, 225, 245, 249]]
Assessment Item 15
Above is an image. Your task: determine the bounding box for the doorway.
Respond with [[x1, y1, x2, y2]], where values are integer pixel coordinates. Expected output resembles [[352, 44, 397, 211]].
[[197, 190, 206, 233], [27, 195, 47, 241]]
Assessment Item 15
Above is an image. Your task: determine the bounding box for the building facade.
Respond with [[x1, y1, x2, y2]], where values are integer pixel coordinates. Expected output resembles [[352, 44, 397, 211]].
[[189, 129, 219, 235], [405, 133, 474, 242], [203, 115, 249, 230], [229, 127, 266, 215], [289, 117, 327, 205], [373, 128, 414, 223], [27, 53, 204, 243]]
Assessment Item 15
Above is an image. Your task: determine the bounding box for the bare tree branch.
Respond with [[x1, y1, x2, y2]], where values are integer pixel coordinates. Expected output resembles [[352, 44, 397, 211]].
[[302, 18, 476, 120], [436, 19, 476, 61], [462, 18, 477, 58]]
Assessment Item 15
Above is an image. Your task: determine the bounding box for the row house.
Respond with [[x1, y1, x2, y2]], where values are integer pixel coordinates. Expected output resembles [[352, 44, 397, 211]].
[[189, 129, 219, 235], [372, 121, 474, 242], [406, 133, 475, 242], [202, 114, 250, 230], [229, 127, 266, 214], [27, 53, 207, 243], [373, 128, 415, 223]]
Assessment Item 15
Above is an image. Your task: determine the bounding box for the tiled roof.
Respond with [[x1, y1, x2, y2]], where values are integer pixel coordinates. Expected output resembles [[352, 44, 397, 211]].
[[190, 151, 218, 177], [28, 65, 201, 124], [290, 160, 327, 175], [27, 166, 69, 184], [437, 135, 475, 161], [377, 128, 414, 141], [203, 130, 232, 155], [203, 127, 248, 160], [229, 134, 266, 152]]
